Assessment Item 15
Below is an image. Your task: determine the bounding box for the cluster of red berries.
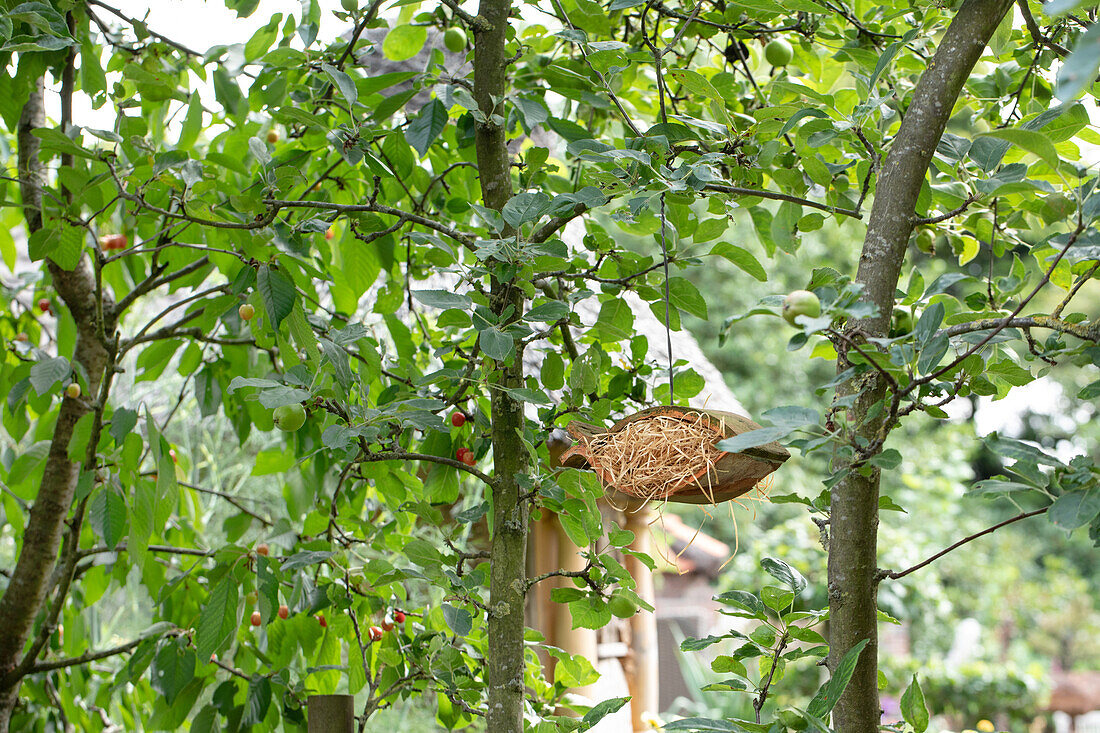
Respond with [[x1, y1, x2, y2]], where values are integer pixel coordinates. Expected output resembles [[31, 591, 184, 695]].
[[455, 447, 476, 466], [368, 610, 406, 642]]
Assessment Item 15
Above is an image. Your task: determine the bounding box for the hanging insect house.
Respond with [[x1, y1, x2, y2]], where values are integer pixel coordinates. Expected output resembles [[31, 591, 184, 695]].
[[559, 406, 789, 505], [559, 196, 789, 505]]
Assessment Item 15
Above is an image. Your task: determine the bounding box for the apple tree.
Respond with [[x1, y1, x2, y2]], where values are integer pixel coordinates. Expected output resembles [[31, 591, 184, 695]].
[[2, 0, 1100, 732]]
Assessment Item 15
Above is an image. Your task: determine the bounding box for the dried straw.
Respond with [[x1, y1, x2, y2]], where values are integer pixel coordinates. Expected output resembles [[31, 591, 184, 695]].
[[578, 412, 722, 504]]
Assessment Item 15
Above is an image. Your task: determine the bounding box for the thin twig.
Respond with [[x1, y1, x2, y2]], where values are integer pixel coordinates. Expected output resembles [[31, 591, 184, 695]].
[[881, 508, 1048, 581]]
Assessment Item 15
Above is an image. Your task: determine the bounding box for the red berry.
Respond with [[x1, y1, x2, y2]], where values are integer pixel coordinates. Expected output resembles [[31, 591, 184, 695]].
[[168, 448, 178, 463], [278, 604, 289, 619], [251, 611, 262, 627], [381, 618, 394, 631], [394, 611, 406, 623], [451, 411, 466, 427], [461, 451, 476, 467], [256, 543, 269, 556], [369, 625, 383, 642], [455, 447, 468, 461], [38, 298, 51, 314], [318, 614, 327, 628], [325, 227, 335, 240]]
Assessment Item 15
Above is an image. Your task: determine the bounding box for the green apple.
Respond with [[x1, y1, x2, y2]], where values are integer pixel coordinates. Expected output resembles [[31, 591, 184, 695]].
[[764, 38, 794, 67], [273, 403, 306, 432], [608, 591, 638, 619], [782, 290, 821, 326], [444, 27, 467, 53]]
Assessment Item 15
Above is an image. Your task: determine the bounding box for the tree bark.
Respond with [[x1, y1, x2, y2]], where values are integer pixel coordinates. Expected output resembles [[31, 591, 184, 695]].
[[0, 77, 116, 728], [827, 2, 1014, 732], [471, 1, 527, 730]]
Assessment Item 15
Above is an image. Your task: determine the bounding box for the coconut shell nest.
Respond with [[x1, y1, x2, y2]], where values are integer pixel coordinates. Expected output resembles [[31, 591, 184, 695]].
[[559, 406, 789, 505]]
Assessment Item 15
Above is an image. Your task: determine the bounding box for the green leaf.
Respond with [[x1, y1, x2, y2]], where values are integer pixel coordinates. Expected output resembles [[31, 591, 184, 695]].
[[502, 191, 551, 228], [713, 590, 767, 618], [412, 290, 471, 310], [901, 675, 930, 733], [580, 697, 630, 728], [663, 718, 753, 732], [1056, 23, 1100, 102], [151, 641, 196, 706], [194, 579, 239, 662], [541, 350, 565, 390], [282, 550, 334, 570], [257, 265, 296, 329], [405, 99, 447, 156], [1049, 488, 1100, 530], [442, 603, 473, 636], [668, 277, 708, 319], [30, 356, 70, 395], [90, 485, 127, 549], [383, 24, 427, 61], [525, 301, 569, 322], [242, 675, 272, 727], [591, 299, 634, 342], [977, 129, 1061, 171], [761, 557, 807, 592], [716, 426, 790, 453], [710, 242, 767, 281], [806, 638, 869, 718], [479, 327, 513, 361]]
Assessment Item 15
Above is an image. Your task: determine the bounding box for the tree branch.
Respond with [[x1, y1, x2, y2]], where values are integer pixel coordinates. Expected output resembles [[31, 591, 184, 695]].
[[704, 183, 862, 219], [880, 507, 1048, 581]]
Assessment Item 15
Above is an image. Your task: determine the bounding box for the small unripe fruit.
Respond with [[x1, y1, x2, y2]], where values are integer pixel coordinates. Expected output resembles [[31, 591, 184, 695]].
[[38, 298, 51, 314], [65, 383, 81, 399], [169, 448, 178, 463], [278, 604, 289, 619], [451, 411, 466, 427], [256, 543, 269, 556], [318, 614, 327, 628], [251, 611, 262, 627], [782, 290, 821, 326], [266, 130, 279, 144], [210, 653, 217, 663], [764, 38, 794, 67], [369, 625, 383, 642], [325, 227, 335, 240], [273, 403, 307, 432], [608, 591, 639, 619], [444, 27, 467, 53], [99, 233, 128, 251], [14, 333, 28, 343], [394, 611, 406, 623], [239, 303, 255, 321]]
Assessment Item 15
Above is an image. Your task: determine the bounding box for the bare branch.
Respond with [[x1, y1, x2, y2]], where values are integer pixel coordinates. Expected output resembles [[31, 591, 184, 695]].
[[880, 507, 1048, 581]]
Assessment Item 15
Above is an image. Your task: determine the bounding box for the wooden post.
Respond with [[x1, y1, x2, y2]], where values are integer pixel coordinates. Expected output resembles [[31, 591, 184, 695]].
[[530, 509, 559, 673], [623, 503, 658, 731], [554, 520, 598, 702], [308, 694, 354, 733]]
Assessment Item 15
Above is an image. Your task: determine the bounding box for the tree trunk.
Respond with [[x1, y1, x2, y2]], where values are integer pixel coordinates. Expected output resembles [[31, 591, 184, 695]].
[[471, 0, 528, 730], [0, 75, 116, 727], [827, 2, 1014, 732]]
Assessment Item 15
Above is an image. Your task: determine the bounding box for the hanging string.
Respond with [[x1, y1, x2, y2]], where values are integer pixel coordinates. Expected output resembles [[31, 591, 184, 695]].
[[658, 192, 675, 406]]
